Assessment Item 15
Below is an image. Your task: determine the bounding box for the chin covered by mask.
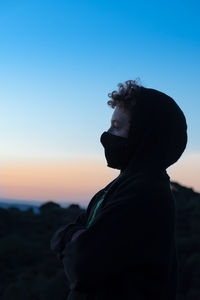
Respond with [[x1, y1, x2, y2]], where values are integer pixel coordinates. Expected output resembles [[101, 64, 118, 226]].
[[100, 131, 133, 170]]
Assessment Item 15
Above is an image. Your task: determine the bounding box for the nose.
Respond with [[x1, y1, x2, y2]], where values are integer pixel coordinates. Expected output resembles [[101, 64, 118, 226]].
[[107, 127, 112, 133]]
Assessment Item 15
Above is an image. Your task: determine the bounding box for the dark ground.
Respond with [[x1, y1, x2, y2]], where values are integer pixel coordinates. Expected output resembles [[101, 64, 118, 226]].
[[0, 181, 199, 300]]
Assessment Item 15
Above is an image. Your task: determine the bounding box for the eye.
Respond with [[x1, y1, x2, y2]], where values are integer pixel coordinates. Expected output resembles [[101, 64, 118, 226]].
[[112, 122, 120, 128], [110, 124, 120, 130]]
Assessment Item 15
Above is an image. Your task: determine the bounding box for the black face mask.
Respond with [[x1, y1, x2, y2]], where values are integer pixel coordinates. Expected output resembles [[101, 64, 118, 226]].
[[100, 131, 132, 170]]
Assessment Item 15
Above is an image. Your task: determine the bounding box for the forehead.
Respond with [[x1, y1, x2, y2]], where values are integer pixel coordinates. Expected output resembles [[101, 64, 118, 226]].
[[111, 106, 131, 123]]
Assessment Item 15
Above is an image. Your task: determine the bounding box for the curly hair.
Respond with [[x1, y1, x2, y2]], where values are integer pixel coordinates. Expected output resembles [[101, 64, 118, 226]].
[[107, 78, 143, 112]]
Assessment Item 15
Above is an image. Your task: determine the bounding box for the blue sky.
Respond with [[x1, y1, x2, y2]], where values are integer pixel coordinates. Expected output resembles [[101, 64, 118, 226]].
[[0, 0, 200, 201]]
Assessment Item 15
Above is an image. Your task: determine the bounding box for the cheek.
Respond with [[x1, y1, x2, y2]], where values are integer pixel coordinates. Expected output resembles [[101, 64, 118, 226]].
[[115, 129, 129, 138], [116, 127, 129, 138], [108, 126, 129, 138]]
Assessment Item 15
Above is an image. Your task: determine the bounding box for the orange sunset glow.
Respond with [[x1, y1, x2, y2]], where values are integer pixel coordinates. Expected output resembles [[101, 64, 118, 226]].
[[0, 158, 118, 206], [0, 152, 199, 206]]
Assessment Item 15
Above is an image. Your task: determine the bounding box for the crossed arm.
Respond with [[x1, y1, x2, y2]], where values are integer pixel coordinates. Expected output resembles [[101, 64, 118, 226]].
[[61, 182, 161, 291], [50, 210, 87, 260]]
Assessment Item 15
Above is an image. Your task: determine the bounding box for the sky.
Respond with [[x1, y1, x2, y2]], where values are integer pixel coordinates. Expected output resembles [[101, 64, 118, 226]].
[[0, 0, 199, 206]]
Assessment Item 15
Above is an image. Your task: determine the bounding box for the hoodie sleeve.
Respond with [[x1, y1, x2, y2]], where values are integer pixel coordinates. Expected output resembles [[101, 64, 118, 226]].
[[50, 211, 87, 260], [50, 189, 106, 259], [62, 180, 168, 291]]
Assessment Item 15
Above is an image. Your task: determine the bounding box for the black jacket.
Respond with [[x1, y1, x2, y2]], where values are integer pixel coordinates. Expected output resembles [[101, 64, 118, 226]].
[[60, 162, 179, 300], [50, 87, 187, 300]]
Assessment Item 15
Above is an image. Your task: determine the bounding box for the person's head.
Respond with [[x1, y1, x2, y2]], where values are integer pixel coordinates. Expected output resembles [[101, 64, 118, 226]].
[[100, 79, 188, 172]]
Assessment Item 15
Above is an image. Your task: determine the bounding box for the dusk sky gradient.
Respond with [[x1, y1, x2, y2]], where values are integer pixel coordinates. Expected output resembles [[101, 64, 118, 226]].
[[0, 0, 199, 206]]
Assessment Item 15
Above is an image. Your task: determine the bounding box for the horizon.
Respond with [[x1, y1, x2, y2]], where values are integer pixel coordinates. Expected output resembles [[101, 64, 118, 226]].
[[0, 197, 87, 210], [0, 175, 198, 212], [0, 163, 199, 209]]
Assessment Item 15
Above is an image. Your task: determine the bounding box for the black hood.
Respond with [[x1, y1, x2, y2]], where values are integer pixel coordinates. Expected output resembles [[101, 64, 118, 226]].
[[120, 87, 188, 174]]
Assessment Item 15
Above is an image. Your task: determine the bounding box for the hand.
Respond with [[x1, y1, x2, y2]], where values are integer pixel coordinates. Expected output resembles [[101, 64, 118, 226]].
[[50, 224, 85, 254], [58, 229, 86, 262]]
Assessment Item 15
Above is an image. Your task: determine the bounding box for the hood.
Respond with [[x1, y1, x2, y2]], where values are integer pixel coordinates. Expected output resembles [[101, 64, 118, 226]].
[[120, 87, 188, 174]]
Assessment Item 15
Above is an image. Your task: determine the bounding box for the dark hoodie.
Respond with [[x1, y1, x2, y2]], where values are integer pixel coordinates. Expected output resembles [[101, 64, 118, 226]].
[[50, 87, 187, 300]]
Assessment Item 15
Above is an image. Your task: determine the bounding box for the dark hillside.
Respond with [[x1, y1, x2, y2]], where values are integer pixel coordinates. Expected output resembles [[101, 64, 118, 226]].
[[0, 182, 199, 300]]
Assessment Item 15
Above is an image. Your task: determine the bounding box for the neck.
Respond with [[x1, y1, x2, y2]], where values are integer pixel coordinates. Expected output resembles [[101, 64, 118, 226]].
[[120, 154, 167, 177]]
